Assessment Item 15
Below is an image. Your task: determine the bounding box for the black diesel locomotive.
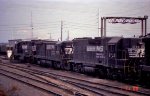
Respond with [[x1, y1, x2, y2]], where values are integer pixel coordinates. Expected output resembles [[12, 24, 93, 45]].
[[141, 35, 150, 85], [11, 36, 148, 81], [70, 37, 144, 80], [0, 43, 7, 55], [13, 39, 73, 69]]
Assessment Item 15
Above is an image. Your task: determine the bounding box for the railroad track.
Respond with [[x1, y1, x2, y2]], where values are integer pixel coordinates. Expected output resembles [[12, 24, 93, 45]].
[[0, 57, 97, 96], [0, 67, 82, 96], [0, 61, 148, 96], [0, 69, 62, 96], [0, 63, 103, 96], [21, 69, 148, 96], [0, 56, 149, 96], [0, 64, 95, 95]]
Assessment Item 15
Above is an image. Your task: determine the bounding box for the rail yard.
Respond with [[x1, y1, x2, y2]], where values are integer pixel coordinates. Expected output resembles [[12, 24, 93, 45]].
[[0, 0, 150, 96], [1, 16, 150, 95]]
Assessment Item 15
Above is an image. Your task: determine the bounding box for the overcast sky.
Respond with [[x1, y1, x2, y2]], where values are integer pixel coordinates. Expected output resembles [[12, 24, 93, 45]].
[[0, 0, 149, 42]]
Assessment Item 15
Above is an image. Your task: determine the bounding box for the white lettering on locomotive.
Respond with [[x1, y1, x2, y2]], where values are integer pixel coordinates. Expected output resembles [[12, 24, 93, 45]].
[[65, 48, 73, 54], [96, 53, 105, 58], [22, 45, 27, 49], [46, 45, 55, 50], [87, 46, 103, 52], [109, 53, 116, 58]]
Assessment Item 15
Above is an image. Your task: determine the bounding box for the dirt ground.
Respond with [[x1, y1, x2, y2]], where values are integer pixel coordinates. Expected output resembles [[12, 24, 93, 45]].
[[0, 87, 7, 96]]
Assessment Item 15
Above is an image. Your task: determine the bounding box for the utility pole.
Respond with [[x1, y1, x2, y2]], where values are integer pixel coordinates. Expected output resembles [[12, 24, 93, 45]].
[[50, 32, 51, 40], [98, 8, 100, 37], [31, 11, 33, 39], [48, 32, 52, 40], [61, 21, 63, 41], [67, 30, 69, 41], [101, 17, 103, 37], [12, 28, 14, 40]]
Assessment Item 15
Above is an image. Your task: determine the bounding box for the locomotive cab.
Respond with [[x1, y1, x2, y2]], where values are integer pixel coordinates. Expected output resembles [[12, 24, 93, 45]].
[[107, 37, 144, 79]]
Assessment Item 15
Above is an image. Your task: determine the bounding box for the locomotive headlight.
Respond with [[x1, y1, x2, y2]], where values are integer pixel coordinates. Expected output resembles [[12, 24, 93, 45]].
[[7, 50, 12, 59]]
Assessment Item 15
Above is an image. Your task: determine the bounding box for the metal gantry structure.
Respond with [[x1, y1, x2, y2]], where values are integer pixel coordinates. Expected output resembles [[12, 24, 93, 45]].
[[100, 16, 148, 37]]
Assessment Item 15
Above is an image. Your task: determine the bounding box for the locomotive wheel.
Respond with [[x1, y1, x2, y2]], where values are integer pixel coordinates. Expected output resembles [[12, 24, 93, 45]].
[[56, 62, 61, 69], [30, 57, 35, 64], [99, 68, 107, 79], [78, 64, 84, 73], [64, 63, 71, 71], [72, 64, 78, 72], [141, 72, 150, 87], [117, 73, 124, 81], [76, 65, 80, 73], [24, 57, 27, 63], [69, 63, 74, 71], [107, 69, 113, 79], [37, 60, 41, 65], [73, 64, 83, 73], [13, 55, 18, 60], [53, 61, 57, 69]]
